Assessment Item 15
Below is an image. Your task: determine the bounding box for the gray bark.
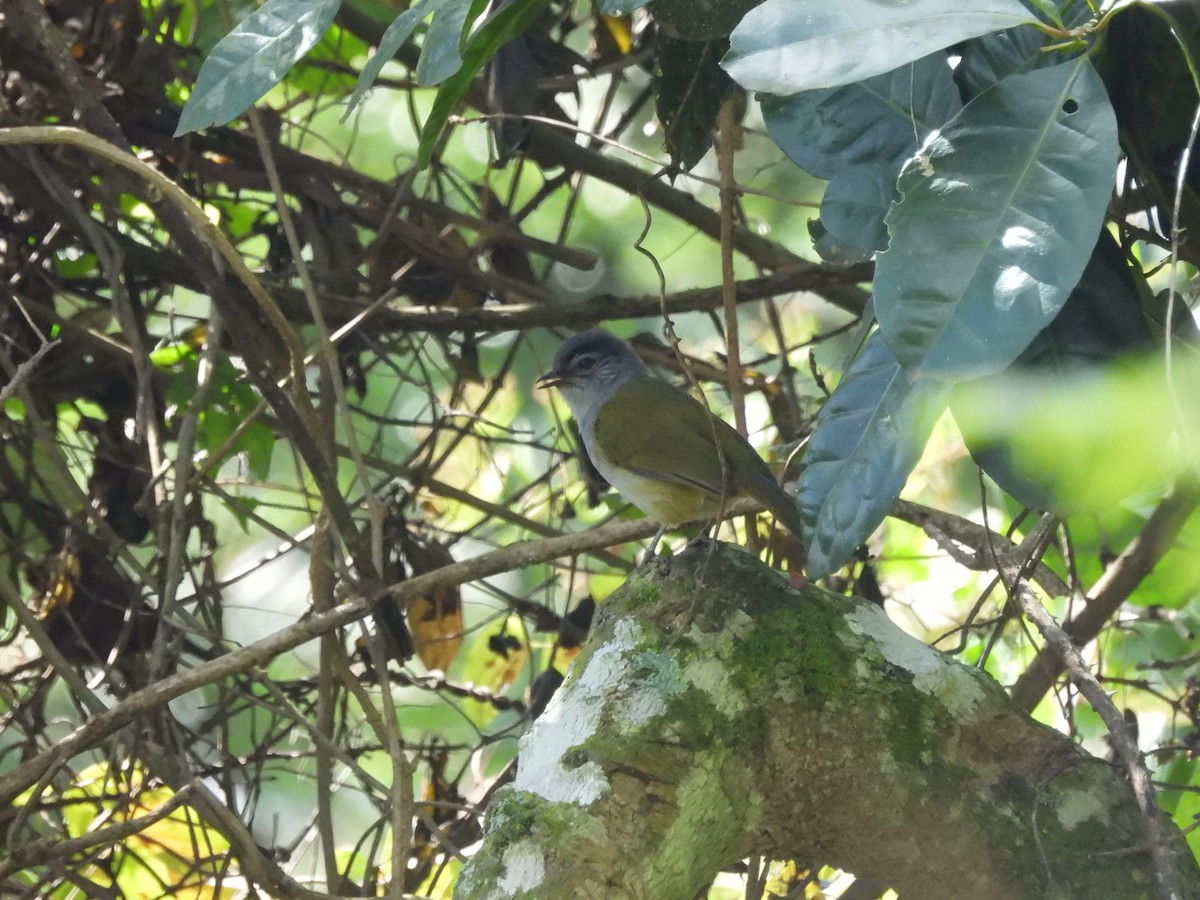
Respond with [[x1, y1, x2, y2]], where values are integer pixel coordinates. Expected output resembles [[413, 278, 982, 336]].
[[457, 542, 1199, 899]]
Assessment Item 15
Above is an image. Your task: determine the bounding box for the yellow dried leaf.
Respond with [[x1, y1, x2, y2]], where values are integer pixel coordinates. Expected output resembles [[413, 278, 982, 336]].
[[406, 588, 463, 672]]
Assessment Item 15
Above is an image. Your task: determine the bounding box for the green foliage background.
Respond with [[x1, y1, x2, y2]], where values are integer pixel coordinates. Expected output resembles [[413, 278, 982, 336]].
[[1, 0, 1199, 895]]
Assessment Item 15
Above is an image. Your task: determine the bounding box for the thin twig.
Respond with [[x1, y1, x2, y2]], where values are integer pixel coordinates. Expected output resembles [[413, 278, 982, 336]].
[[1013, 584, 1181, 900], [0, 499, 774, 809], [0, 338, 57, 406], [1010, 484, 1199, 712]]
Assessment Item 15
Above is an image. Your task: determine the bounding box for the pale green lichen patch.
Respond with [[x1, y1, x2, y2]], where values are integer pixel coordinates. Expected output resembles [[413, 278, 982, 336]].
[[845, 603, 987, 717], [496, 841, 546, 894], [513, 617, 695, 805], [681, 654, 742, 717], [1056, 785, 1109, 830], [513, 619, 648, 805]]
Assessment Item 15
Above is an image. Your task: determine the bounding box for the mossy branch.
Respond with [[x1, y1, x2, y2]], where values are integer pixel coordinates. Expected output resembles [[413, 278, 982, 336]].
[[459, 542, 1199, 900]]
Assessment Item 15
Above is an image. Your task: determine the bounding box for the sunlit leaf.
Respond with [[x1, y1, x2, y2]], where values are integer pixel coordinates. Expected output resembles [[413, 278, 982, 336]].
[[952, 360, 1186, 514], [407, 590, 464, 672], [723, 0, 1033, 95], [176, 0, 342, 135], [874, 58, 1119, 379], [952, 232, 1154, 511]]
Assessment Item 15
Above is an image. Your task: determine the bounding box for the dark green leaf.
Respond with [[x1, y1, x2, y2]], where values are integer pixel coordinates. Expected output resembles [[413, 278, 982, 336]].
[[416, 0, 550, 168], [416, 0, 475, 86], [956, 25, 1054, 99], [241, 421, 277, 480], [653, 36, 735, 171], [176, 0, 342, 135], [819, 163, 898, 253], [799, 331, 949, 579], [345, 0, 449, 117], [149, 341, 198, 368], [955, 0, 1090, 98], [761, 53, 962, 181], [810, 219, 876, 265], [762, 54, 959, 261], [874, 58, 1119, 379], [723, 0, 1033, 95], [54, 252, 99, 279]]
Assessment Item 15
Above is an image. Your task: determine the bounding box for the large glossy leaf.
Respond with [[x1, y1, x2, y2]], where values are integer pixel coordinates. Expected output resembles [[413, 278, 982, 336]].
[[952, 233, 1156, 512], [799, 331, 949, 579], [874, 58, 1119, 380], [818, 163, 897, 253], [956, 25, 1055, 99], [956, 2, 1090, 99], [176, 0, 342, 135], [760, 54, 962, 181], [762, 54, 960, 258], [722, 0, 1033, 95], [344, 0, 450, 116]]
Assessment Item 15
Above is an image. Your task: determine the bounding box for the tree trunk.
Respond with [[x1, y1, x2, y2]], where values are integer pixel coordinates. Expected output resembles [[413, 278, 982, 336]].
[[457, 542, 1198, 899]]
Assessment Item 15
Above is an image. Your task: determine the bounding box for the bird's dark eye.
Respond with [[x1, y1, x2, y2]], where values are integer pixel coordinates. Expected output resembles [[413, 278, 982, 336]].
[[572, 352, 598, 372]]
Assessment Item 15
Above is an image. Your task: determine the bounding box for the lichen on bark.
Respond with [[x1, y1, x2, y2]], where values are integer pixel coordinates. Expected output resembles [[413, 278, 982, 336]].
[[457, 542, 1198, 900]]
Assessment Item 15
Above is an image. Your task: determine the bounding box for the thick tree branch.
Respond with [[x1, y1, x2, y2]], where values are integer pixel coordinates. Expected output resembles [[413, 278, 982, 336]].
[[459, 543, 1199, 899]]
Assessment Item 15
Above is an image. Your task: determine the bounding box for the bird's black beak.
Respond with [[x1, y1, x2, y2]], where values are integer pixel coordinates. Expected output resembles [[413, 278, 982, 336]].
[[536, 370, 564, 390]]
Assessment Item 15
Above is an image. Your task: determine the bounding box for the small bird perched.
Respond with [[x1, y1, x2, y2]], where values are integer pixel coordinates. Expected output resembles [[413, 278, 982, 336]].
[[537, 329, 802, 545]]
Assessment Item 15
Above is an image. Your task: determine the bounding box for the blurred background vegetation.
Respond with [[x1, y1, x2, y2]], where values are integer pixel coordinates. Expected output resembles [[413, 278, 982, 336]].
[[0, 0, 1199, 896]]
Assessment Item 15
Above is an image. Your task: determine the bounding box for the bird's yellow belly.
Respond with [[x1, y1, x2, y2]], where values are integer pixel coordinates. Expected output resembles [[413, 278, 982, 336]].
[[601, 465, 726, 527]]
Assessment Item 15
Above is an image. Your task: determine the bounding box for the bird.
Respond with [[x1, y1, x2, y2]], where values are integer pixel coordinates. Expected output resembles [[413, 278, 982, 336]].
[[537, 329, 802, 549]]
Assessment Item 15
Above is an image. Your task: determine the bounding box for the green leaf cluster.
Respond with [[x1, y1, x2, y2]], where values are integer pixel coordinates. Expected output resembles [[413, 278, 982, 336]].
[[718, 0, 1173, 578], [177, 0, 549, 168]]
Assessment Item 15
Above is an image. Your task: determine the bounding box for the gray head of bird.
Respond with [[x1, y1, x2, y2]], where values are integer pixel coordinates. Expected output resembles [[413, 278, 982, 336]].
[[536, 330, 649, 423]]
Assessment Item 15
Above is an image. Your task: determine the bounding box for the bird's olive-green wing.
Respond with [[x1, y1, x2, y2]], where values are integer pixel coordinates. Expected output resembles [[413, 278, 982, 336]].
[[596, 376, 801, 534], [594, 378, 733, 497]]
